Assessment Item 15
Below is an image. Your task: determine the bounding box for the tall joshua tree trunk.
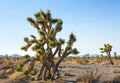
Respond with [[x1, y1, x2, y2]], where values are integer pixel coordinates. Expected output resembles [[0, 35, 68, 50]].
[[107, 52, 114, 65]]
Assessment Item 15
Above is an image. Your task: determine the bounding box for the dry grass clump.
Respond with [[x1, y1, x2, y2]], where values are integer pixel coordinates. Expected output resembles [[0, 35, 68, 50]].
[[0, 58, 13, 64], [106, 75, 120, 82], [76, 69, 102, 83], [112, 68, 120, 73], [56, 76, 66, 83], [6, 68, 14, 74], [8, 71, 30, 83], [0, 70, 7, 78], [9, 71, 23, 79]]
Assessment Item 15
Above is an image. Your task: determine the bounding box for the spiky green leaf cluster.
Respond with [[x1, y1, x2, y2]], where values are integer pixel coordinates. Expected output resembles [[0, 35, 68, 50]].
[[23, 54, 30, 59], [66, 45, 72, 51], [72, 48, 79, 54], [32, 44, 41, 51], [21, 10, 79, 61], [24, 37, 29, 42], [38, 29, 46, 39], [100, 43, 112, 53], [55, 19, 63, 32], [21, 46, 28, 51], [68, 33, 76, 45], [40, 55, 46, 62], [27, 18, 38, 28]]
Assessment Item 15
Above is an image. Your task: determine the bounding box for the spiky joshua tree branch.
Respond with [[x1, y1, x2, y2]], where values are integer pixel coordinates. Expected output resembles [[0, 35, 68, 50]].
[[20, 10, 79, 81]]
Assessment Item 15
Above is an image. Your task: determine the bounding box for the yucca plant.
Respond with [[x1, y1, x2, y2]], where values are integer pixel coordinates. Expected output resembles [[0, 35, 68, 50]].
[[100, 43, 114, 65], [19, 10, 79, 81]]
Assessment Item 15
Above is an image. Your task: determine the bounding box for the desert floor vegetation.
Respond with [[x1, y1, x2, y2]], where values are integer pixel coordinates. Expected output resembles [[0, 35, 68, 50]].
[[0, 57, 120, 83]]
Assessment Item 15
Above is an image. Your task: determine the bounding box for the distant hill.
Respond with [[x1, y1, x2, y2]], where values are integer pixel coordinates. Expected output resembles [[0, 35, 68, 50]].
[[10, 54, 21, 58], [0, 55, 4, 58], [0, 54, 22, 58]]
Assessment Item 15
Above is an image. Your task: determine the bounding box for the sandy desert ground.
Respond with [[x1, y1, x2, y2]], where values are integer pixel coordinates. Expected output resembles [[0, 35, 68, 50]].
[[0, 57, 120, 83]]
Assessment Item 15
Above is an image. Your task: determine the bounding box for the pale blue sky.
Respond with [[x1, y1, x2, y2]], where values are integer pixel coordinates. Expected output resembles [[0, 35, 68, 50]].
[[0, 0, 120, 56]]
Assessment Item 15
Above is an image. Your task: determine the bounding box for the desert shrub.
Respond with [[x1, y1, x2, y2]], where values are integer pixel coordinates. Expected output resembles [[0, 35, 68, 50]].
[[16, 62, 24, 71], [9, 72, 30, 83], [106, 75, 120, 83], [76, 69, 102, 83], [0, 70, 7, 78], [22, 69, 31, 75], [112, 68, 120, 73], [56, 76, 66, 83], [6, 68, 14, 74], [22, 65, 32, 75], [112, 75, 120, 82]]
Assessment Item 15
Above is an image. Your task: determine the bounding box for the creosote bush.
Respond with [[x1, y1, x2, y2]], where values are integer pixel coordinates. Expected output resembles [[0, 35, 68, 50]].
[[76, 69, 102, 83]]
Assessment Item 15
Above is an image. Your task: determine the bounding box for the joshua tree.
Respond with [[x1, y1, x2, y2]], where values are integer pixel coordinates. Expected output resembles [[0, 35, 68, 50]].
[[114, 52, 117, 59], [100, 43, 114, 65], [5, 54, 9, 60], [20, 10, 79, 81]]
